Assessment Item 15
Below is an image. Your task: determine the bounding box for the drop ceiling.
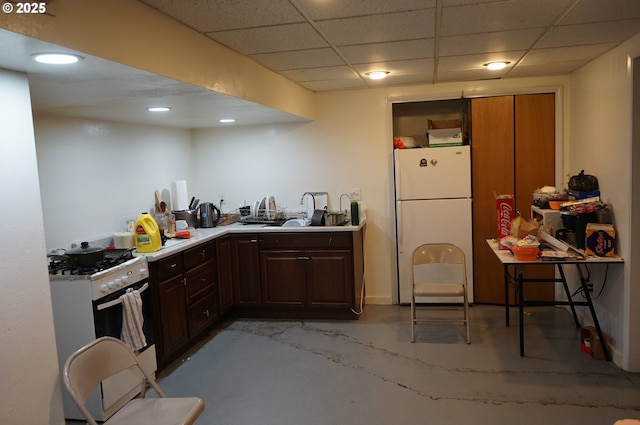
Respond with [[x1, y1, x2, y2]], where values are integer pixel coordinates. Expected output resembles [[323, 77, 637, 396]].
[[140, 0, 640, 90], [1, 0, 639, 128]]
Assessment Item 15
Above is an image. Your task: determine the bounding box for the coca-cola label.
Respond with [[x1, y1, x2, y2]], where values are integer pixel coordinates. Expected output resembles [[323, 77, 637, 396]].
[[496, 195, 514, 246]]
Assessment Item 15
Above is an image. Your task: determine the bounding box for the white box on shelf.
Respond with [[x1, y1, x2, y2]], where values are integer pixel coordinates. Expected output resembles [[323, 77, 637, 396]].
[[427, 128, 463, 146]]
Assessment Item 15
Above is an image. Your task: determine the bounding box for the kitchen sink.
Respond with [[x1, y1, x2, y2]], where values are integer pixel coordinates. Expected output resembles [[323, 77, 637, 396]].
[[282, 219, 309, 227]]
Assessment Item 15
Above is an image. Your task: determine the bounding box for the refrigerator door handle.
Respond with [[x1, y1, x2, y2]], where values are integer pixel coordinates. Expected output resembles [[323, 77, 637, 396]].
[[396, 201, 403, 253]]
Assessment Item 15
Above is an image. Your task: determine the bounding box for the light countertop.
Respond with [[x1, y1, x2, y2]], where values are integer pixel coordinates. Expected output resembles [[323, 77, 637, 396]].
[[135, 220, 366, 261]]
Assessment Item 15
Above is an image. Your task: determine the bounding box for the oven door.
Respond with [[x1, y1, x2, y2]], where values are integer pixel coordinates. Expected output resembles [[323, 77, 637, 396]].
[[92, 279, 157, 418], [93, 279, 155, 349]]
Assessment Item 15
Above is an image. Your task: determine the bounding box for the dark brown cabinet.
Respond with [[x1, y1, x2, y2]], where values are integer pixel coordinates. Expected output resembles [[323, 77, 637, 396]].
[[150, 227, 364, 370], [150, 240, 219, 369], [216, 235, 234, 313], [260, 251, 307, 307], [258, 232, 359, 319], [157, 271, 189, 357], [231, 234, 261, 309]]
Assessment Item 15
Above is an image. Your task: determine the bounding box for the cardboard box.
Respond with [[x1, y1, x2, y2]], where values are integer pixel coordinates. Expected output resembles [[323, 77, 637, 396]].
[[496, 194, 515, 246], [580, 326, 606, 360], [428, 119, 462, 130], [426, 128, 463, 146], [585, 223, 615, 257]]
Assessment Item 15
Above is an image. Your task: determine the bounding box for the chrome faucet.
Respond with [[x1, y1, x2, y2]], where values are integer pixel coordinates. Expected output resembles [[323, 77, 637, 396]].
[[340, 193, 351, 213], [300, 192, 316, 205], [300, 192, 316, 218]]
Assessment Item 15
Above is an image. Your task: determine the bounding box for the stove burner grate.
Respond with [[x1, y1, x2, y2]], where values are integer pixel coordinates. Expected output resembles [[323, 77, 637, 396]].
[[48, 249, 135, 276]]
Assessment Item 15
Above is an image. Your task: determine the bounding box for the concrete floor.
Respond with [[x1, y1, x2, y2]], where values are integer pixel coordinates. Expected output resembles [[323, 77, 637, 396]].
[[67, 304, 640, 424], [152, 305, 640, 425]]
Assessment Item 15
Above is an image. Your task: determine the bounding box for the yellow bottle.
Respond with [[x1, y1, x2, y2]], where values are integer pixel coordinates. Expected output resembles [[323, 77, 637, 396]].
[[134, 212, 162, 253]]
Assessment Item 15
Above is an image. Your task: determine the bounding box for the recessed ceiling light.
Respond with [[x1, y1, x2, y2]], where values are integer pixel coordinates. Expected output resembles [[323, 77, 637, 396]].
[[33, 53, 83, 65], [219, 119, 236, 123], [484, 61, 510, 71], [365, 71, 390, 80], [147, 107, 171, 112]]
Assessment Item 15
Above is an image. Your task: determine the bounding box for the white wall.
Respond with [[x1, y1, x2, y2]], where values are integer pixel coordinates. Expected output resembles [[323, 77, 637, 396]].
[[192, 76, 569, 305], [0, 71, 64, 425], [34, 115, 193, 250], [568, 33, 640, 370]]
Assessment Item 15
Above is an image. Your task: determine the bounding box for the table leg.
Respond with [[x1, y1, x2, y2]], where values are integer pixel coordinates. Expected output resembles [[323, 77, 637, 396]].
[[575, 264, 611, 361], [557, 264, 581, 327], [518, 267, 525, 356], [505, 264, 510, 327]]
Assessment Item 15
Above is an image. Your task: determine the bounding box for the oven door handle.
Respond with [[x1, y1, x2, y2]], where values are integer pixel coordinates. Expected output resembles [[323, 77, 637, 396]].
[[96, 282, 149, 311]]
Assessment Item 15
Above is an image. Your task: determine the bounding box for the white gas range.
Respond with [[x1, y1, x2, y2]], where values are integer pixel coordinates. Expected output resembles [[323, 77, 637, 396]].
[[49, 253, 157, 421]]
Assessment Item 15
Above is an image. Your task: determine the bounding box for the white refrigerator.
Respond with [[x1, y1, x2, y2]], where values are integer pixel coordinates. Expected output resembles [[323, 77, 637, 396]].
[[395, 145, 474, 304]]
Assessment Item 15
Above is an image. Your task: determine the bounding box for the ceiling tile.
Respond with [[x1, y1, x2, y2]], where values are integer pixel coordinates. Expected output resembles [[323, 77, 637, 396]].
[[437, 52, 526, 72], [139, 0, 305, 31], [353, 58, 434, 80], [507, 60, 588, 78], [441, 0, 574, 36], [523, 44, 616, 65], [208, 23, 328, 54], [436, 68, 503, 83], [299, 79, 367, 92], [280, 65, 359, 82], [250, 48, 344, 71], [538, 20, 640, 48], [295, 0, 435, 20], [558, 0, 640, 24], [439, 28, 542, 56], [315, 10, 434, 46], [339, 39, 434, 64]]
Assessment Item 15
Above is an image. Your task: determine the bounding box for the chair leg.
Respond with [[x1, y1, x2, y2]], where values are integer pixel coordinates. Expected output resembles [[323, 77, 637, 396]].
[[464, 291, 470, 344], [411, 295, 415, 343]]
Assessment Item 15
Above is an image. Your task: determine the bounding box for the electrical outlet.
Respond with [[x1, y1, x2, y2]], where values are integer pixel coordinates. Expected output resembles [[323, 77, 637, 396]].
[[350, 188, 362, 201]]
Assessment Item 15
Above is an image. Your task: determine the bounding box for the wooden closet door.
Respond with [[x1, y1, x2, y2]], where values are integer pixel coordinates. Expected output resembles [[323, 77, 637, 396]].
[[515, 93, 556, 300], [471, 96, 515, 304], [472, 93, 556, 304]]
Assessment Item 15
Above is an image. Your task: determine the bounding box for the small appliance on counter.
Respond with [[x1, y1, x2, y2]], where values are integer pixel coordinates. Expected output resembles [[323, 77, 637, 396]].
[[174, 209, 198, 228], [199, 202, 221, 228]]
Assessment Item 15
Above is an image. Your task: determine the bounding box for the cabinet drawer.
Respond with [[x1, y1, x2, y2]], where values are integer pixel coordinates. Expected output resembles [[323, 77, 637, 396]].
[[184, 241, 216, 269], [187, 291, 218, 337], [185, 260, 215, 303], [259, 232, 351, 250], [155, 253, 184, 281]]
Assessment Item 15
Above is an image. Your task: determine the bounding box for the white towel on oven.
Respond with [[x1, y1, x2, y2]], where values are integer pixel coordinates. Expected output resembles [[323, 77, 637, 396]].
[[120, 288, 146, 351]]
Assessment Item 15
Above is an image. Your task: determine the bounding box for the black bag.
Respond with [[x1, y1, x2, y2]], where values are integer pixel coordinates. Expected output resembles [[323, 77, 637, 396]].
[[568, 170, 599, 192]]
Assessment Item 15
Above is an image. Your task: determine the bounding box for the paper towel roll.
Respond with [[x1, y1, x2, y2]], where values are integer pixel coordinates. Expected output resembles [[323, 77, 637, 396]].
[[171, 180, 189, 211]]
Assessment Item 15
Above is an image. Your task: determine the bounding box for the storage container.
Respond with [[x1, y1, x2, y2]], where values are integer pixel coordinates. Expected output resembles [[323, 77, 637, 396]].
[[134, 212, 162, 253], [511, 245, 539, 261]]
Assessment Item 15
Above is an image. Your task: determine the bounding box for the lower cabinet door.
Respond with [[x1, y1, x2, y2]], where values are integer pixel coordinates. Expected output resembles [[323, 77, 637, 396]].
[[187, 291, 219, 337], [260, 251, 306, 307], [307, 250, 352, 308], [158, 275, 189, 356]]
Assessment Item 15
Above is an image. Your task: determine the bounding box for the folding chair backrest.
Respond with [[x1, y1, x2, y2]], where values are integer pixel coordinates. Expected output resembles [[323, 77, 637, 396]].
[[63, 337, 143, 406], [413, 243, 465, 267]]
